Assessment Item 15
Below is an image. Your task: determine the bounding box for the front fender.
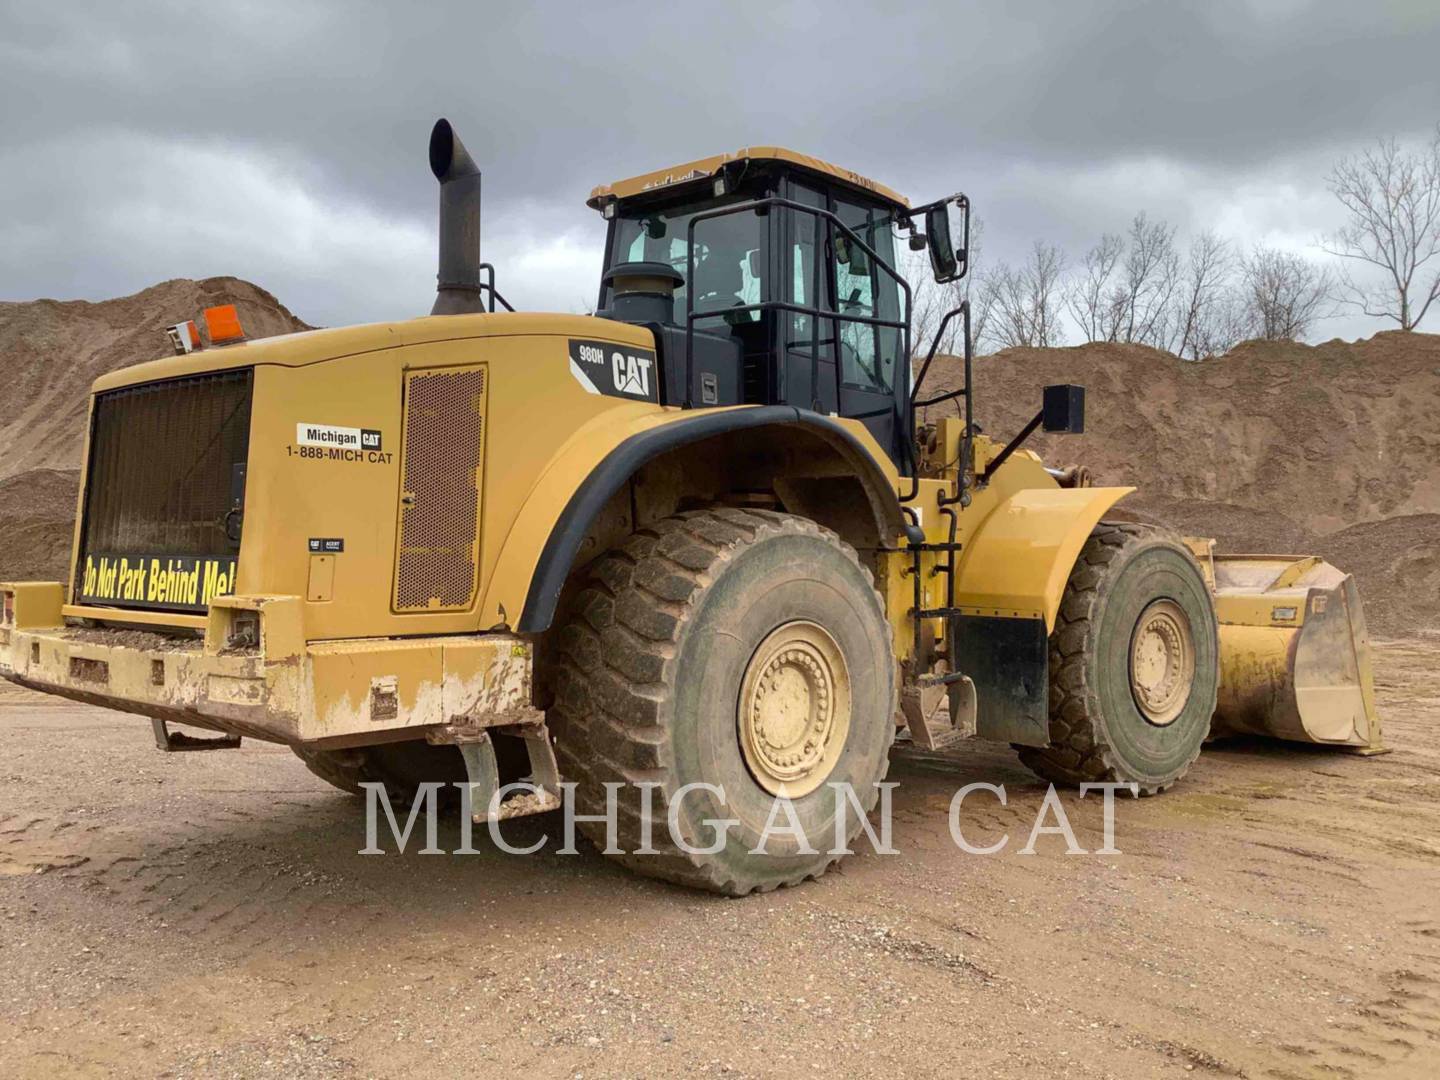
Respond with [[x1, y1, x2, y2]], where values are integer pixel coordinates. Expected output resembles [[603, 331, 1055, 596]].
[[953, 486, 1134, 632]]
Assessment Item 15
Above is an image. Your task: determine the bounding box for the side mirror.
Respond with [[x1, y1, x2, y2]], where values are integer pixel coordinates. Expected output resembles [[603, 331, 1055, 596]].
[[925, 196, 969, 283], [979, 382, 1084, 486], [1042, 384, 1085, 434]]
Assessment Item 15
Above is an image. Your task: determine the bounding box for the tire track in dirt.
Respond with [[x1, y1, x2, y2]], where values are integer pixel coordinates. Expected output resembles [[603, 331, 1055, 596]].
[[0, 641, 1436, 1078]]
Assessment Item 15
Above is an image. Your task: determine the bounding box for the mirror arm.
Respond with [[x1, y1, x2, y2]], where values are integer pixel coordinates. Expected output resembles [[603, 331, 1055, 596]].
[[978, 409, 1043, 487]]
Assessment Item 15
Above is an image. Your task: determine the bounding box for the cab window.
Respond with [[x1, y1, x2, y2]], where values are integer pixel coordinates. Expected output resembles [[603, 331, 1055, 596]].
[[786, 182, 834, 362], [610, 197, 762, 323], [833, 198, 901, 393]]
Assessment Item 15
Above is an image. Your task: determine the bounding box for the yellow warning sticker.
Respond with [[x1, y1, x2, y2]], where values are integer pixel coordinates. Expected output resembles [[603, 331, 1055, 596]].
[[78, 553, 237, 612]]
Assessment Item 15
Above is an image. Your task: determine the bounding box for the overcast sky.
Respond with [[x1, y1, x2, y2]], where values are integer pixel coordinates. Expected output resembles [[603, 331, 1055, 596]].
[[2, 0, 1438, 341]]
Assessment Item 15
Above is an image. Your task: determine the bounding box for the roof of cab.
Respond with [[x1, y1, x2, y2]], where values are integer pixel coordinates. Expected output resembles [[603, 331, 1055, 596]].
[[587, 146, 909, 211]]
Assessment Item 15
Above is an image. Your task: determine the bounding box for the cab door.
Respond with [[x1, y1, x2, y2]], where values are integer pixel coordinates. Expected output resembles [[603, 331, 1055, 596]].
[[779, 184, 907, 466], [830, 197, 905, 465], [781, 180, 838, 413]]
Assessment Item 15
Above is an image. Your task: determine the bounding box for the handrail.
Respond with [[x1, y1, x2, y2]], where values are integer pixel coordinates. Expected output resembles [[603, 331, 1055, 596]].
[[899, 301, 973, 507], [478, 263, 514, 313], [910, 302, 968, 407]]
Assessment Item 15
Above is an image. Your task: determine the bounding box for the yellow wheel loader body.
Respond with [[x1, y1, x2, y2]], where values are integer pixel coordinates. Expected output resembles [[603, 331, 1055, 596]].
[[0, 119, 1390, 894], [0, 308, 907, 747]]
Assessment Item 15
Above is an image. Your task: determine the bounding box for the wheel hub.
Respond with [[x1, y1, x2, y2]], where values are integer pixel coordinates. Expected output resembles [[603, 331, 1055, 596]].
[[738, 621, 851, 797], [1128, 599, 1196, 726]]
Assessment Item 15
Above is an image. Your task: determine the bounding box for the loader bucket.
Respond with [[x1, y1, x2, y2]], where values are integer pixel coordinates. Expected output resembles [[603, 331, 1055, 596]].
[[1184, 541, 1383, 751]]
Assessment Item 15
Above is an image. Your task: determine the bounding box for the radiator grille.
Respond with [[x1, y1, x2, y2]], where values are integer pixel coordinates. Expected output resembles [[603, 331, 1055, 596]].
[[393, 366, 486, 612], [81, 369, 252, 563]]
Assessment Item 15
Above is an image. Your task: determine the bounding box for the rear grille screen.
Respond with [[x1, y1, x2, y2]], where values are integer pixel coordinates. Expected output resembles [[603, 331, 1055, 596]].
[[393, 365, 487, 612], [77, 369, 252, 612]]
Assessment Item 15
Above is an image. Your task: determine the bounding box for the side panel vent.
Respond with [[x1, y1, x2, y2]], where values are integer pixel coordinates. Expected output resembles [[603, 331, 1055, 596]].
[[393, 365, 487, 612]]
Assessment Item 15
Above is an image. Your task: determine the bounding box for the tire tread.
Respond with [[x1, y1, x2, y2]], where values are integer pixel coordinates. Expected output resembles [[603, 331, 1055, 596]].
[[1017, 521, 1212, 796], [549, 508, 895, 895]]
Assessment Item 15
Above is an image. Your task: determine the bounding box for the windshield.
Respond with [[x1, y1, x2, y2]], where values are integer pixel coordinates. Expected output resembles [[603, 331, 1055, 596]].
[[608, 195, 763, 322]]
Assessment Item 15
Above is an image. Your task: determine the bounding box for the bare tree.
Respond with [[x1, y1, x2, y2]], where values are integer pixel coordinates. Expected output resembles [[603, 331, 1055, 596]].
[[983, 264, 1023, 350], [968, 265, 996, 352], [987, 241, 1067, 349], [1066, 232, 1124, 342], [1116, 212, 1180, 348], [1323, 128, 1440, 331], [1239, 246, 1334, 341], [908, 251, 949, 355], [1066, 214, 1180, 349], [1029, 241, 1068, 347], [1173, 230, 1237, 360]]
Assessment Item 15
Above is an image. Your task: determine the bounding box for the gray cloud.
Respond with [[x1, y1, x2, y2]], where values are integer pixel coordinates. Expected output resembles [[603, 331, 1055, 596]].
[[2, 0, 1437, 336]]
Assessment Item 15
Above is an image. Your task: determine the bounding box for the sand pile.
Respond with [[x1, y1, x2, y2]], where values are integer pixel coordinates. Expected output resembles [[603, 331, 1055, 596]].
[[0, 276, 308, 482], [0, 277, 307, 583], [921, 332, 1440, 634], [924, 332, 1440, 535], [0, 468, 78, 582], [1317, 514, 1440, 637]]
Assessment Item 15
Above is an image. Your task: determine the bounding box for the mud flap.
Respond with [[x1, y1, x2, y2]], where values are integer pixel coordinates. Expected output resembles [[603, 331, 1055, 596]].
[[951, 614, 1050, 747]]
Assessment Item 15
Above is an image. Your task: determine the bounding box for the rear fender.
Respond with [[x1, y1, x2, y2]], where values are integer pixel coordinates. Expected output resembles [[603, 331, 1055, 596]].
[[484, 406, 905, 635]]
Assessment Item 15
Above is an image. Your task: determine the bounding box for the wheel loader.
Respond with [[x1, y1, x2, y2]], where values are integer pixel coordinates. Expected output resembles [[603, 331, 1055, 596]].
[[0, 119, 1381, 894]]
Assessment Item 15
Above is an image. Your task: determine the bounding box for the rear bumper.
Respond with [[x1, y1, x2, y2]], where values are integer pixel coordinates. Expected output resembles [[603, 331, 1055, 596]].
[[0, 583, 534, 748]]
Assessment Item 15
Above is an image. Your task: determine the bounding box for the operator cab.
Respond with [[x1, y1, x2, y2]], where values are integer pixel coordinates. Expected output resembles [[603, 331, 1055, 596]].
[[589, 148, 965, 470]]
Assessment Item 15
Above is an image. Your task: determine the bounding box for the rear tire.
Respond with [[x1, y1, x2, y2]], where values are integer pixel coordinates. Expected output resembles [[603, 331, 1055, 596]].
[[293, 741, 468, 803], [548, 508, 896, 895], [1017, 521, 1218, 795]]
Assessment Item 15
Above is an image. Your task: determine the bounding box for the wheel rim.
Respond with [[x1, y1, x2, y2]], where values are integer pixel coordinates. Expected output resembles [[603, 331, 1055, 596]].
[[1128, 599, 1196, 727], [737, 621, 852, 797]]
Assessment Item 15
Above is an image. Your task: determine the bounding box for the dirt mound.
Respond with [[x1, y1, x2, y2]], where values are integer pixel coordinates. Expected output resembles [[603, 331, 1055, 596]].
[[1113, 495, 1318, 555], [925, 332, 1440, 536], [1317, 514, 1440, 638], [921, 332, 1440, 633], [0, 277, 308, 482], [0, 468, 79, 582]]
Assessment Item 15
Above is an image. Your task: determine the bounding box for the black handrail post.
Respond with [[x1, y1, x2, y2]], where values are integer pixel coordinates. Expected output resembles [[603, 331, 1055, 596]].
[[684, 224, 697, 409], [963, 299, 974, 496], [809, 210, 822, 412], [473, 262, 513, 313]]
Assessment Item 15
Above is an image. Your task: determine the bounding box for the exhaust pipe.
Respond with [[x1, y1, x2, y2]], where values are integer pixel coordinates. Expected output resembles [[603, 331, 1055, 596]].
[[428, 118, 484, 316]]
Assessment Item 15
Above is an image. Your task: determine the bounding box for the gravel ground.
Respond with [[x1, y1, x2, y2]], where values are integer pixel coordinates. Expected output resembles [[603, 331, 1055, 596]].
[[1, 639, 1437, 1079]]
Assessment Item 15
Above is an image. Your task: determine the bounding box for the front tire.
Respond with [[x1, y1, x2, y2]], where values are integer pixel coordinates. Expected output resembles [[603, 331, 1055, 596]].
[[548, 508, 896, 895], [1018, 522, 1218, 795]]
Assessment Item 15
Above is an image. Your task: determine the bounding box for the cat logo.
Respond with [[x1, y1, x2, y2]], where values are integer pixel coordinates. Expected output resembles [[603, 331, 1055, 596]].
[[567, 338, 659, 403], [612, 350, 653, 397]]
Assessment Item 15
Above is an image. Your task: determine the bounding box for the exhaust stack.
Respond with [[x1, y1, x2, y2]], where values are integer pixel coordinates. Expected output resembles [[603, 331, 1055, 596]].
[[428, 118, 484, 316]]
